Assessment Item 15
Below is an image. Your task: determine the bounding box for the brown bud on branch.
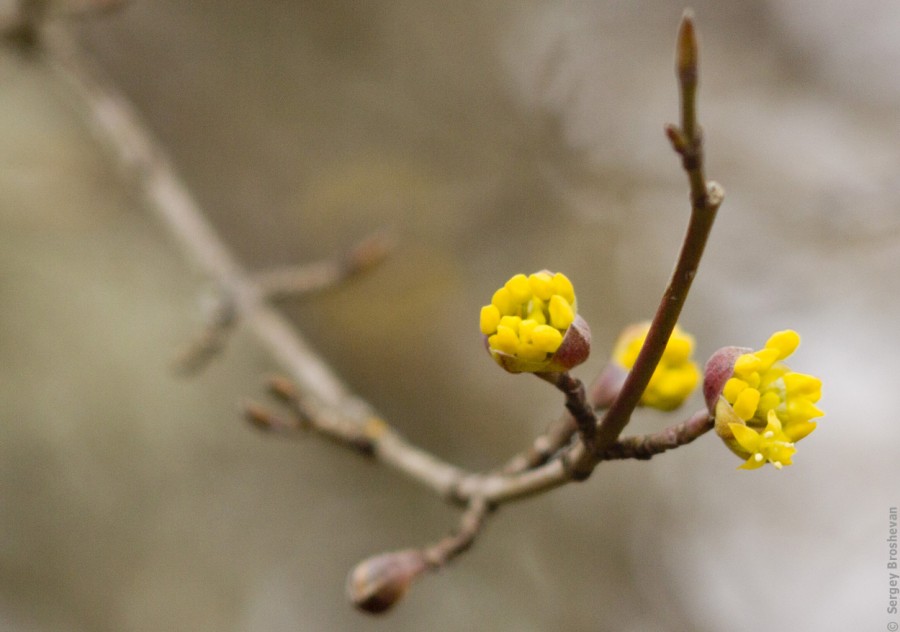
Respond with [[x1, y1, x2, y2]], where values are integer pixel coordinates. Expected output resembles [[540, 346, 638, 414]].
[[346, 549, 427, 614]]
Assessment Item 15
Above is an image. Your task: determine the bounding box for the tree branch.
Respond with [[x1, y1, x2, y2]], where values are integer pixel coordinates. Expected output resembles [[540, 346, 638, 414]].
[[566, 10, 724, 478], [31, 10, 724, 614], [596, 409, 713, 461], [253, 229, 394, 302], [499, 413, 577, 474], [40, 27, 472, 502]]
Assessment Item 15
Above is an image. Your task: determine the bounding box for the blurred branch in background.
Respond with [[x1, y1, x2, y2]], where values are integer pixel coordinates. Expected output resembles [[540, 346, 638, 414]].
[[1, 0, 123, 49], [6, 4, 729, 615], [173, 229, 395, 375]]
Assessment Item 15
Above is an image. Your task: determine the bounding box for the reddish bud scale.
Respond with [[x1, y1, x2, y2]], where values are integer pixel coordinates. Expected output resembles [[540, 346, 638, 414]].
[[702, 346, 749, 414], [485, 314, 591, 374]]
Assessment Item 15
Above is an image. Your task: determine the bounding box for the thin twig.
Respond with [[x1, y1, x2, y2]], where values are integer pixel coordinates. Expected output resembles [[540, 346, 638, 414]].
[[2, 0, 46, 49], [255, 375, 377, 454], [538, 371, 597, 448], [253, 229, 394, 301], [596, 409, 713, 461], [500, 413, 577, 474], [456, 410, 714, 503], [38, 11, 721, 511], [34, 13, 725, 613], [56, 0, 127, 19], [41, 27, 471, 501], [244, 400, 304, 434], [173, 230, 392, 374], [1, 0, 125, 49], [170, 287, 237, 375], [567, 11, 724, 477], [422, 496, 491, 568], [347, 497, 492, 614]]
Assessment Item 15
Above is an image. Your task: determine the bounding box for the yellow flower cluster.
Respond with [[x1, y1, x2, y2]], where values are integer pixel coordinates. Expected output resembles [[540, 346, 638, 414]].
[[720, 330, 823, 470], [479, 272, 577, 372], [612, 322, 700, 411]]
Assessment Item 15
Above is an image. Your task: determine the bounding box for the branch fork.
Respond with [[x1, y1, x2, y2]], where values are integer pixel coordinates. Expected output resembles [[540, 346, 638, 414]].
[[29, 6, 724, 615]]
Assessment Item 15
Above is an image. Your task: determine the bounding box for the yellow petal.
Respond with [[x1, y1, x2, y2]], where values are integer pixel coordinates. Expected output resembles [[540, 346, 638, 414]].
[[757, 391, 781, 414], [517, 343, 547, 361], [739, 453, 767, 470], [498, 315, 522, 332], [764, 409, 785, 433], [489, 325, 519, 355], [527, 307, 546, 325], [527, 296, 546, 324], [784, 420, 817, 442], [734, 353, 762, 375], [491, 287, 514, 315], [548, 295, 574, 330], [722, 377, 748, 403], [733, 388, 761, 421], [787, 399, 824, 422], [528, 272, 554, 301], [479, 305, 501, 335], [753, 348, 780, 371], [744, 371, 761, 389], [662, 335, 693, 365], [531, 324, 563, 353], [505, 274, 532, 304], [551, 273, 575, 304], [765, 329, 800, 360], [518, 319, 537, 344], [783, 373, 822, 399], [728, 422, 761, 454]]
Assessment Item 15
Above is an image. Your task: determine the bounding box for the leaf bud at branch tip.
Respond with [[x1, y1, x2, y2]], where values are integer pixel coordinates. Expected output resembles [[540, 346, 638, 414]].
[[243, 400, 275, 430], [676, 9, 698, 87], [344, 229, 395, 273], [267, 374, 298, 402]]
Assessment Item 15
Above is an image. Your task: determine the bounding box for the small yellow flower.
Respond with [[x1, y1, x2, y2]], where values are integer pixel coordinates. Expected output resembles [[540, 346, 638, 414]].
[[611, 322, 700, 411], [714, 399, 797, 469], [480, 271, 590, 373], [706, 330, 824, 470]]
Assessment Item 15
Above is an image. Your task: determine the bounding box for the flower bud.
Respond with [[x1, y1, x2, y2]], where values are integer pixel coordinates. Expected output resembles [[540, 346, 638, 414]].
[[346, 549, 427, 614], [704, 330, 824, 470], [480, 271, 590, 373], [602, 321, 700, 411]]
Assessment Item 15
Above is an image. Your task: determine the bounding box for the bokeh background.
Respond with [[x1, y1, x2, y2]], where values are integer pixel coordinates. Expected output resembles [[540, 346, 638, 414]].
[[2, 1, 899, 630]]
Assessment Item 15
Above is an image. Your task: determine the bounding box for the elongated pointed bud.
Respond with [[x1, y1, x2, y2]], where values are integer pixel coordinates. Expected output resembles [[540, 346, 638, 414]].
[[347, 549, 427, 614], [676, 10, 698, 88]]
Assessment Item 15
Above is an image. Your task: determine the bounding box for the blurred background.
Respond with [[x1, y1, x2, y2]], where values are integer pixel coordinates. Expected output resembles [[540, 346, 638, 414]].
[[2, 0, 899, 630]]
